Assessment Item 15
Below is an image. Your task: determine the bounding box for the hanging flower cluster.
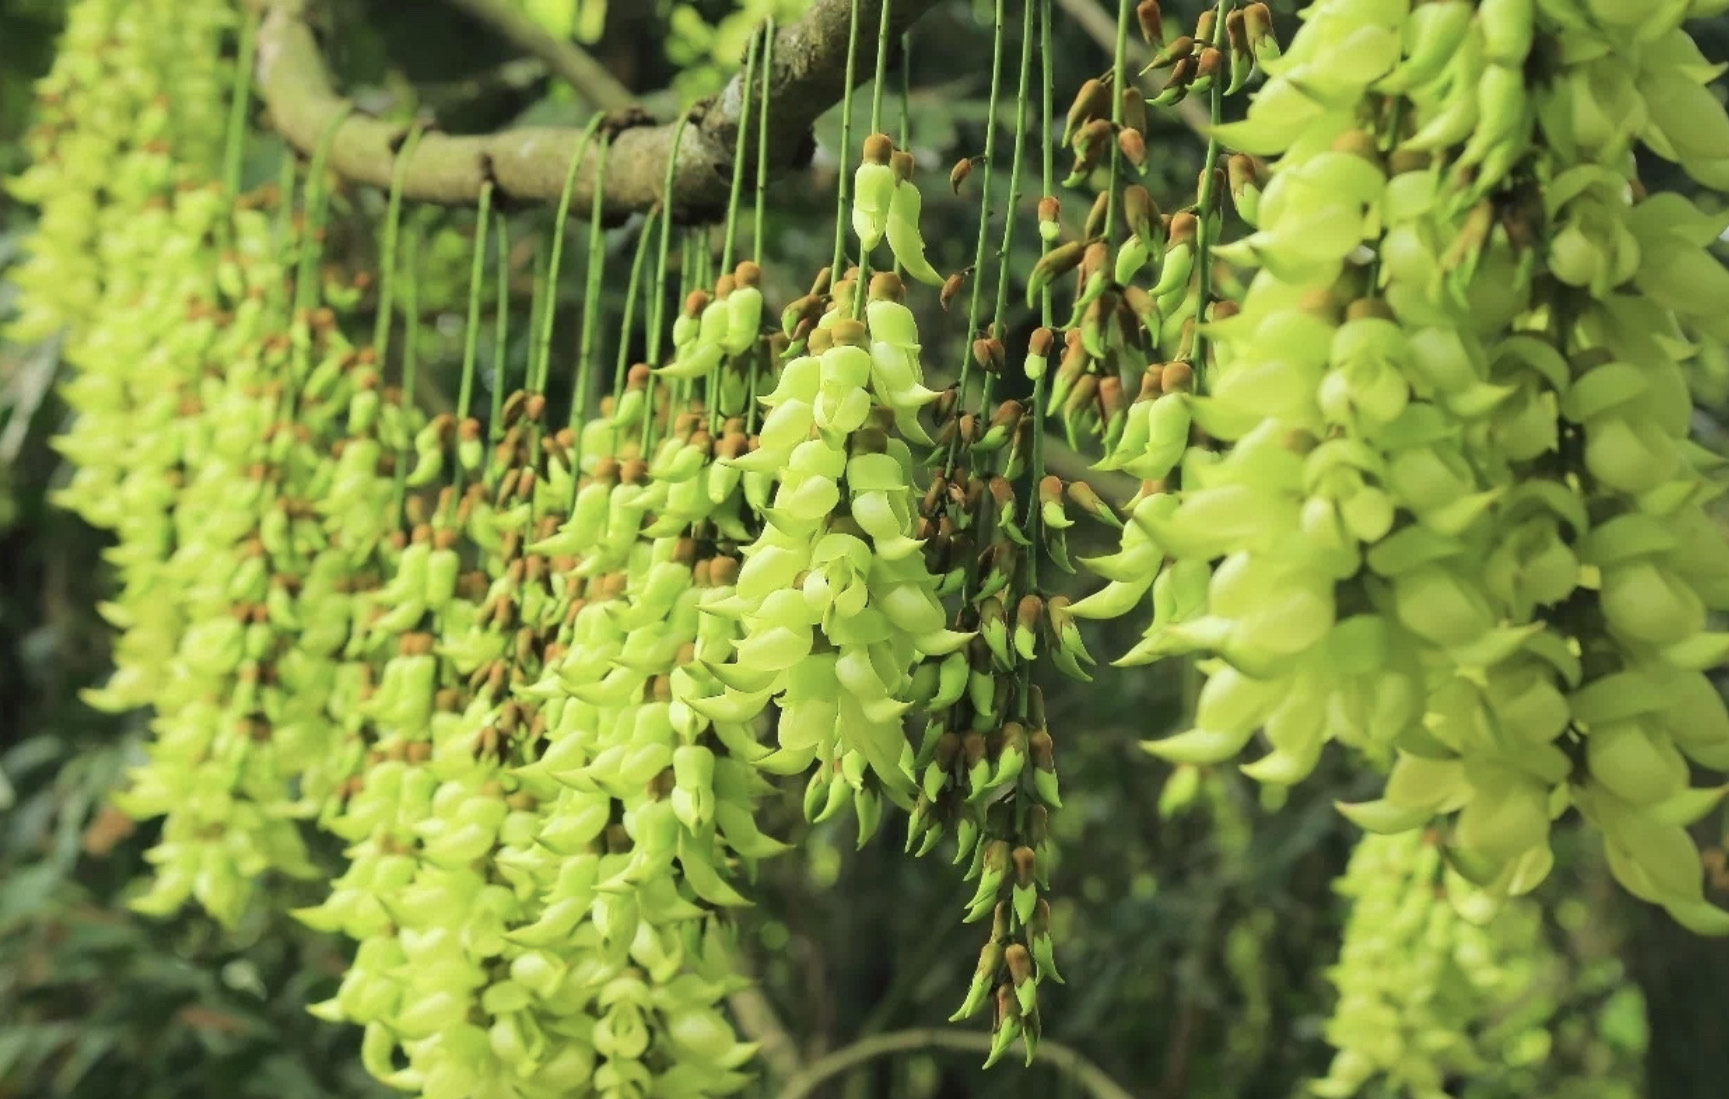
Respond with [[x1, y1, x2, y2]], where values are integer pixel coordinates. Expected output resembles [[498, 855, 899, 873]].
[[12, 0, 1729, 1094]]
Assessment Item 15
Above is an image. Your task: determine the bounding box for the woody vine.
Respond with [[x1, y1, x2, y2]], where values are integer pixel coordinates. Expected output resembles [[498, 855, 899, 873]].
[[7, 0, 1729, 1096]]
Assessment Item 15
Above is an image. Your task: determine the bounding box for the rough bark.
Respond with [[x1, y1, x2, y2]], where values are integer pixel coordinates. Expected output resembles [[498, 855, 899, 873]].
[[256, 0, 941, 224]]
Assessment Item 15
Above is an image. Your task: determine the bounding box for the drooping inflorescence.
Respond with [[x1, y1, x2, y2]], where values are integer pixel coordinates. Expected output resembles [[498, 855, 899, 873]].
[[9, 0, 1729, 1093]]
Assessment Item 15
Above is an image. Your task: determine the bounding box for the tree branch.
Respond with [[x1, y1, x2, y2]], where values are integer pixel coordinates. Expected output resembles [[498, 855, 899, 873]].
[[442, 0, 636, 111], [256, 0, 940, 224], [727, 984, 806, 1083], [772, 1028, 1142, 1099]]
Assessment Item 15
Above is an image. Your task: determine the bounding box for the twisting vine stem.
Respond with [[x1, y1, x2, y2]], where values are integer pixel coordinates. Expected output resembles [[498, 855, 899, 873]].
[[616, 206, 661, 399], [572, 133, 612, 450], [290, 104, 353, 330], [538, 115, 606, 403], [979, 0, 1037, 421], [401, 218, 422, 409], [457, 183, 495, 423], [755, 18, 775, 263], [1188, 0, 1234, 381], [221, 10, 259, 206], [944, 0, 1008, 472], [829, 0, 867, 282], [721, 30, 761, 274], [849, 0, 894, 320], [489, 210, 510, 443], [1022, 0, 1054, 661], [1103, 0, 1131, 243], [649, 115, 693, 365], [373, 124, 425, 365]]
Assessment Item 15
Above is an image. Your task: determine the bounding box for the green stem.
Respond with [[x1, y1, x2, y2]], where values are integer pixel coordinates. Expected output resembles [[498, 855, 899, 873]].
[[291, 104, 353, 326], [372, 124, 426, 363], [537, 115, 606, 399], [943, 0, 1008, 472], [869, 0, 893, 139], [526, 239, 551, 395], [222, 10, 258, 203], [402, 220, 422, 407], [271, 153, 298, 321], [829, 0, 867, 282], [650, 115, 693, 365], [1188, 0, 1233, 381], [1103, 0, 1131, 243], [721, 30, 761, 274], [571, 134, 611, 454], [850, 0, 896, 320], [489, 210, 511, 443], [457, 183, 495, 422], [755, 19, 775, 263], [1027, 0, 1053, 604], [616, 205, 661, 397], [979, 0, 1036, 417], [899, 30, 912, 148], [391, 217, 425, 517]]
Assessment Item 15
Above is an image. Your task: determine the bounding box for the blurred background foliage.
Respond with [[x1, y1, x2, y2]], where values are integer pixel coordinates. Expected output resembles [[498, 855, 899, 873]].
[[2, 1, 1728, 1097]]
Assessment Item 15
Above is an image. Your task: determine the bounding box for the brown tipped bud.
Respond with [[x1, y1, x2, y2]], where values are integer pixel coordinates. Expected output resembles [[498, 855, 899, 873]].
[[862, 132, 894, 165], [1079, 240, 1110, 287], [950, 156, 975, 194], [1136, 0, 1164, 45], [1226, 8, 1248, 52], [1029, 728, 1055, 772], [1157, 35, 1196, 67], [1195, 9, 1216, 45], [1346, 297, 1395, 322], [831, 318, 869, 347], [1097, 373, 1126, 419], [940, 270, 968, 310], [809, 265, 834, 296], [962, 729, 989, 768], [973, 336, 1006, 375], [1065, 78, 1112, 142], [1123, 185, 1158, 241], [1388, 147, 1432, 175], [889, 150, 916, 188], [1016, 593, 1043, 633], [683, 289, 710, 318], [990, 399, 1024, 432], [1037, 195, 1061, 227], [1120, 85, 1149, 137], [1244, 2, 1273, 43], [869, 270, 906, 302], [1005, 942, 1035, 986], [806, 326, 834, 355], [734, 259, 762, 287], [1118, 127, 1147, 169], [1039, 475, 1065, 507], [1168, 210, 1199, 247], [1011, 846, 1038, 889], [1164, 54, 1198, 95], [1028, 326, 1055, 359], [1331, 128, 1382, 164], [1160, 360, 1194, 394], [1196, 46, 1224, 80]]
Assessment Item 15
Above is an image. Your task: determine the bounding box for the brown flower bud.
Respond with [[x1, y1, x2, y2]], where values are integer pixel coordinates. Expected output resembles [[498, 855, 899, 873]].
[[1118, 127, 1148, 170], [940, 269, 968, 310], [1136, 0, 1164, 47], [890, 149, 917, 185], [862, 132, 894, 165], [950, 156, 975, 194]]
